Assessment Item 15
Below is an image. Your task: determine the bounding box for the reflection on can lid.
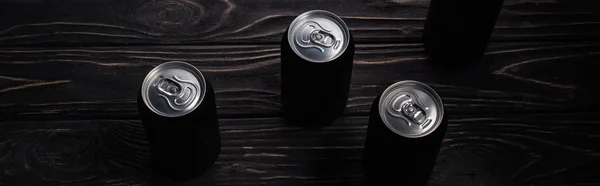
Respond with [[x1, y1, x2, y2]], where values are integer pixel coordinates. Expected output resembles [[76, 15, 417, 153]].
[[379, 81, 444, 138], [141, 61, 206, 117], [288, 10, 350, 63]]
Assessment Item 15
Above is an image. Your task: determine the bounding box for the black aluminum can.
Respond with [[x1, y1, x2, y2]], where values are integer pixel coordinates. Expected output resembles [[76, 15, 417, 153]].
[[137, 61, 220, 181], [281, 10, 354, 127], [363, 81, 447, 185], [424, 0, 505, 65]]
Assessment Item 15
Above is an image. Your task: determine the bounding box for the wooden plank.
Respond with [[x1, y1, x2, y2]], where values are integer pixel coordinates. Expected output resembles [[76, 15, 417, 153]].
[[0, 42, 597, 120], [0, 0, 599, 45], [0, 114, 598, 185]]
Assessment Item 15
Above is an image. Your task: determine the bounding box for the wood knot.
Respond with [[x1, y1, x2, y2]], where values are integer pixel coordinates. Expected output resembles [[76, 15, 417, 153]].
[[32, 132, 97, 172], [134, 0, 206, 33], [132, 0, 235, 36]]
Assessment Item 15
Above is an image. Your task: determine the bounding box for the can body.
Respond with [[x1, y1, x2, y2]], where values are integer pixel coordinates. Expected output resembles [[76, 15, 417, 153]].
[[281, 10, 354, 127], [137, 61, 220, 181], [424, 0, 504, 65], [363, 81, 447, 185]]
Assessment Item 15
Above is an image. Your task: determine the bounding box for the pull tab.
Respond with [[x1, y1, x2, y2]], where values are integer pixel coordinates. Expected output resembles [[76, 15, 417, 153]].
[[296, 21, 341, 53], [157, 77, 182, 96], [401, 102, 427, 124], [154, 76, 198, 111], [174, 87, 193, 106], [388, 94, 431, 128], [309, 30, 339, 49]]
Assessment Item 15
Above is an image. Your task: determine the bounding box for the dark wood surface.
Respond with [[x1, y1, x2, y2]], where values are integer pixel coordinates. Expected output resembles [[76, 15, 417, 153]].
[[1, 114, 599, 185], [1, 0, 600, 46], [1, 42, 598, 120], [1, 0, 600, 185]]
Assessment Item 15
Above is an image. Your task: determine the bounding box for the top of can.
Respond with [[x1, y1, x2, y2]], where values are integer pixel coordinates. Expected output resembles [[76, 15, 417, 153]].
[[141, 61, 206, 117], [379, 81, 444, 138], [287, 10, 350, 63]]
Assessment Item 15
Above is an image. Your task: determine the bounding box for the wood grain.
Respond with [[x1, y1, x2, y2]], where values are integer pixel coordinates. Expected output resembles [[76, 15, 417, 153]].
[[0, 114, 598, 185], [1, 42, 597, 120], [0, 0, 599, 46]]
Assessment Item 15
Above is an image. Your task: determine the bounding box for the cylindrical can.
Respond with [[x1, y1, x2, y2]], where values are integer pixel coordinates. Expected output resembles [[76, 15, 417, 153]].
[[137, 61, 220, 181], [281, 10, 354, 127], [423, 0, 504, 65], [363, 81, 447, 185]]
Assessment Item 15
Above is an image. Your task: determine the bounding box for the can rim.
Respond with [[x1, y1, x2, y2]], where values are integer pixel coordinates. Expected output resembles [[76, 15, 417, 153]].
[[141, 61, 207, 117], [378, 80, 444, 138], [287, 10, 350, 63]]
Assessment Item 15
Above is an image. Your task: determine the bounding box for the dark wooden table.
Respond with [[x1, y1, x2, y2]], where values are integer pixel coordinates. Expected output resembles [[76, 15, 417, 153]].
[[1, 0, 599, 185]]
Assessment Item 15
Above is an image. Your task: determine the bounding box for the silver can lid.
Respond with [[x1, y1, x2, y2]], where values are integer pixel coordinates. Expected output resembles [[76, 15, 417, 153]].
[[287, 10, 350, 63], [141, 61, 206, 117], [379, 81, 444, 138]]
